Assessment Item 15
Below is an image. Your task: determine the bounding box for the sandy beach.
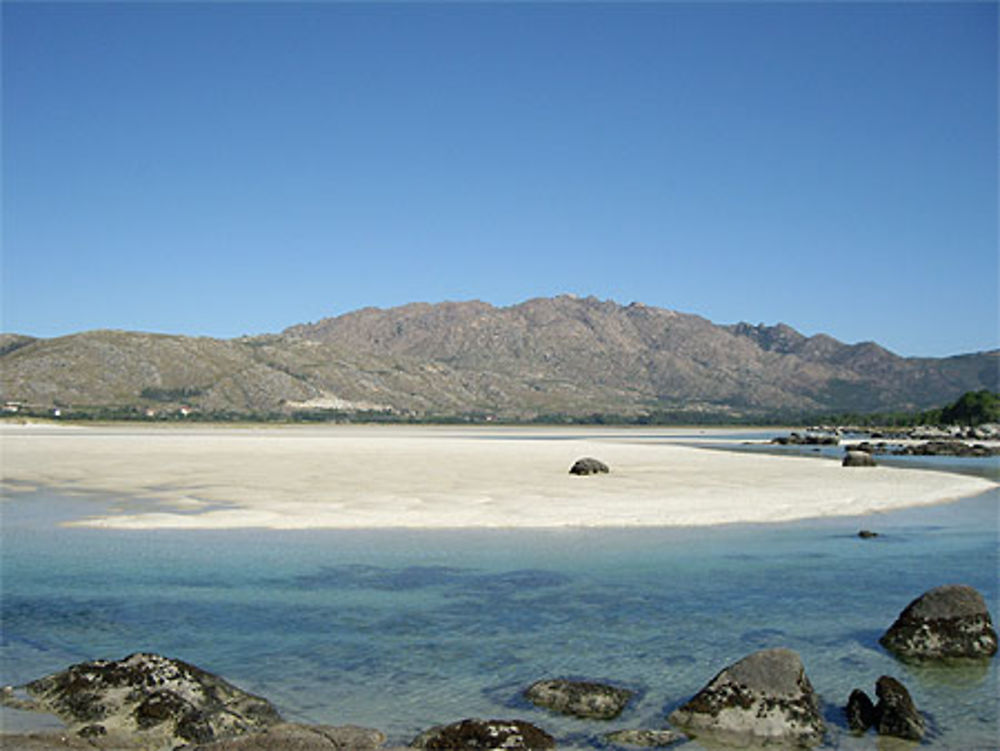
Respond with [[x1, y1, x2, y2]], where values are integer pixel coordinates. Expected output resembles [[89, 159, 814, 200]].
[[1, 424, 996, 530]]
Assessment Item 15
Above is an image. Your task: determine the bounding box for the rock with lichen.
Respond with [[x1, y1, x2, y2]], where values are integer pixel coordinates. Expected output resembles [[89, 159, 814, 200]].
[[668, 648, 825, 747], [9, 653, 281, 749], [880, 584, 998, 660], [411, 718, 555, 750], [525, 679, 633, 720]]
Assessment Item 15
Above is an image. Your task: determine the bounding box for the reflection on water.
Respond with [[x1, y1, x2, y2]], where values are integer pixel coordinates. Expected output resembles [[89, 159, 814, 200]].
[[1, 489, 997, 749]]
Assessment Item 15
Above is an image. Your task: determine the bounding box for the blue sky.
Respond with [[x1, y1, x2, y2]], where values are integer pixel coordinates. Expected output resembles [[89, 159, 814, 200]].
[[3, 2, 996, 357]]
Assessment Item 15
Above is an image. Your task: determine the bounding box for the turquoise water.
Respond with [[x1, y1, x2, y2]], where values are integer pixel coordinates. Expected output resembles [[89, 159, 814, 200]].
[[1, 486, 997, 749]]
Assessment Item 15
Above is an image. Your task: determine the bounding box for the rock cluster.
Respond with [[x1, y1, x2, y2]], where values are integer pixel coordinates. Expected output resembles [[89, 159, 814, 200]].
[[771, 432, 838, 446], [568, 457, 610, 475], [5, 585, 996, 750], [852, 439, 999, 457], [525, 679, 632, 720], [880, 584, 998, 660], [667, 648, 825, 747], [846, 676, 925, 741]]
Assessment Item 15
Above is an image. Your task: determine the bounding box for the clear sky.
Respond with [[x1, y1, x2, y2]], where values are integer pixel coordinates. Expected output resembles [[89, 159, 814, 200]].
[[3, 1, 997, 357]]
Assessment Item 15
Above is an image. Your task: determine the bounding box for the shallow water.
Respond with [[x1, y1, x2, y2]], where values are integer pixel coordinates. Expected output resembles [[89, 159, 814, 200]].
[[1, 484, 998, 748]]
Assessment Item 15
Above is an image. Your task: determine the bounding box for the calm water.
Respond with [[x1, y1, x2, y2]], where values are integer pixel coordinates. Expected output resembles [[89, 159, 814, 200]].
[[1, 471, 997, 748]]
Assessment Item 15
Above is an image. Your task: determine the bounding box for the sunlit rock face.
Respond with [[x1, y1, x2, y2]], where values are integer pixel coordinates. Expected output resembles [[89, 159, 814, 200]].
[[16, 653, 282, 747], [668, 648, 826, 747]]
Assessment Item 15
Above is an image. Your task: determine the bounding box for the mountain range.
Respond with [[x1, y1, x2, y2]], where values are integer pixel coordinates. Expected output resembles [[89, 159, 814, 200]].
[[2, 295, 996, 420]]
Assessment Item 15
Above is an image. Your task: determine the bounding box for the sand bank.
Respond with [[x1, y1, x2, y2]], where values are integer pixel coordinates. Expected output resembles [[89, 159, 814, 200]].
[[1, 424, 995, 529]]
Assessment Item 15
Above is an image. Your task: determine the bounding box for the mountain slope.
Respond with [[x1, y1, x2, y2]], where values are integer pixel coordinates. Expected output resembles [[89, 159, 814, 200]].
[[3, 296, 996, 419], [285, 295, 996, 416]]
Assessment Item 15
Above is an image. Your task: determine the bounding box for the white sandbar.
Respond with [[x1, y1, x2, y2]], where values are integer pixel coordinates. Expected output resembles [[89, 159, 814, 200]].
[[1, 424, 995, 529]]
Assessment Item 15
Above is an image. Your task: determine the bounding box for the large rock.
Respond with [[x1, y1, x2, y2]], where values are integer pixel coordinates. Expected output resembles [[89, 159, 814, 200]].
[[11, 653, 281, 747], [879, 584, 998, 660], [524, 679, 632, 720], [842, 450, 876, 467], [411, 718, 555, 750], [874, 676, 924, 741], [569, 457, 609, 475], [668, 648, 825, 747]]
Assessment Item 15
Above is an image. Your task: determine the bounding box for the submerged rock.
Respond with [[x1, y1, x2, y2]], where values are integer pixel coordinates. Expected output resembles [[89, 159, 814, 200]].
[[524, 679, 632, 720], [668, 648, 825, 747], [15, 653, 281, 747], [880, 584, 998, 660], [874, 676, 924, 741], [189, 723, 387, 750], [569, 457, 609, 475], [603, 729, 682, 747], [411, 718, 555, 750]]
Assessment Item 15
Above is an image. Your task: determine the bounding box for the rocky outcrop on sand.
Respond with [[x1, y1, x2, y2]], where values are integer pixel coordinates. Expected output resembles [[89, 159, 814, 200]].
[[880, 584, 998, 660], [411, 718, 555, 750], [842, 450, 876, 467], [524, 679, 632, 720], [667, 648, 825, 747], [568, 457, 609, 475], [5, 653, 281, 749]]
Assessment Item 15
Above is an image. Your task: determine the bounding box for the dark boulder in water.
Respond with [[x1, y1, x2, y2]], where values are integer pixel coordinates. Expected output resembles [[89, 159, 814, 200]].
[[411, 718, 555, 750], [844, 677, 925, 741], [845, 688, 877, 733], [667, 648, 825, 747], [874, 676, 925, 741], [880, 584, 998, 660], [525, 678, 633, 719], [10, 653, 281, 747], [569, 457, 609, 475]]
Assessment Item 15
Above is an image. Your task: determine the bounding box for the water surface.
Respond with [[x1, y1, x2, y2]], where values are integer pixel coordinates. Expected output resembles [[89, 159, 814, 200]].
[[1, 473, 997, 749]]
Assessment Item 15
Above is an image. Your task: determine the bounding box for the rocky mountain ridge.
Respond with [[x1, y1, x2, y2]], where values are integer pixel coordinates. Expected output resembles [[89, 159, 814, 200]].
[[2, 296, 996, 420]]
